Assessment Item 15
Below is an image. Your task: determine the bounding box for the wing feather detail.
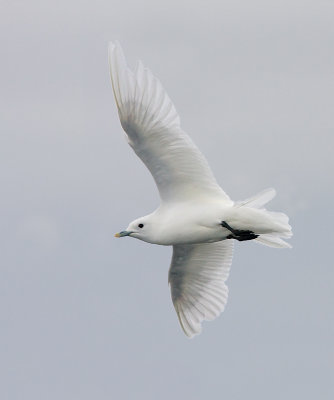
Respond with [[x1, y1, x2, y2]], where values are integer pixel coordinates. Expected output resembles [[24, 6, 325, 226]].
[[108, 41, 231, 204], [168, 240, 234, 338]]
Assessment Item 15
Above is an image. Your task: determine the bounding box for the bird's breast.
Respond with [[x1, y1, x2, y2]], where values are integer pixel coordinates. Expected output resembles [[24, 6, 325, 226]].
[[152, 204, 230, 245]]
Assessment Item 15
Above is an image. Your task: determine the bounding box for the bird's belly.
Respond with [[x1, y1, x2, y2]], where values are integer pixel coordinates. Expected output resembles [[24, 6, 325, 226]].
[[154, 223, 227, 246], [151, 203, 232, 245]]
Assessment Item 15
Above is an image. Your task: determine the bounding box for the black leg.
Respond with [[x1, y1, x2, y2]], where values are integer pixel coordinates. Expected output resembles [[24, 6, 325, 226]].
[[221, 221, 258, 241]]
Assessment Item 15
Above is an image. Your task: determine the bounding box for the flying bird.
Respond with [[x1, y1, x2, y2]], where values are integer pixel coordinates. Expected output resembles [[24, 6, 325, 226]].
[[109, 42, 292, 338]]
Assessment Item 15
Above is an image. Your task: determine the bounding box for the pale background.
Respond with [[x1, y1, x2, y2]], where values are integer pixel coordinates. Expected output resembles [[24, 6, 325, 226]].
[[1, 1, 333, 399]]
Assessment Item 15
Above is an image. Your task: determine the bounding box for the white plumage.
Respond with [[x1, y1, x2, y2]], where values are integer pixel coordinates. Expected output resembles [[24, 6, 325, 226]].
[[108, 42, 230, 204], [109, 42, 292, 337], [168, 241, 233, 337]]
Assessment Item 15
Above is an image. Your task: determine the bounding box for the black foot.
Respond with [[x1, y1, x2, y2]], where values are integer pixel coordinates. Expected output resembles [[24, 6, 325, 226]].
[[221, 221, 258, 242]]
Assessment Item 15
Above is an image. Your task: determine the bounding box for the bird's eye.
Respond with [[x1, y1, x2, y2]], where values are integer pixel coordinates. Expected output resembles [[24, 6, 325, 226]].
[[138, 223, 144, 228]]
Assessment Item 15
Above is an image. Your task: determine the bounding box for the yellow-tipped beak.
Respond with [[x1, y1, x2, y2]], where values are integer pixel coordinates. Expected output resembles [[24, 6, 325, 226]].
[[114, 231, 132, 238]]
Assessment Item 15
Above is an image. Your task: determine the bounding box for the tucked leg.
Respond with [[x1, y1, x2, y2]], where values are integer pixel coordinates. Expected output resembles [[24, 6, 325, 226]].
[[221, 221, 259, 241]]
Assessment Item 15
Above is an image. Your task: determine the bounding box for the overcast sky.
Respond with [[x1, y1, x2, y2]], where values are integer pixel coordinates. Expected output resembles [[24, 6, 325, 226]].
[[1, 1, 333, 399]]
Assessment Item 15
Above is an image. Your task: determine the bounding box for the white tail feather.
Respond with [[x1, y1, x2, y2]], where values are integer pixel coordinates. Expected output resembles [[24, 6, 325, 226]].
[[236, 188, 292, 248], [255, 234, 292, 248], [236, 188, 276, 209]]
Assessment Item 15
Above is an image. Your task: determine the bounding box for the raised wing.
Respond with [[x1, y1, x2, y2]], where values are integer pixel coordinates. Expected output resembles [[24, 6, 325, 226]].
[[108, 42, 231, 204], [168, 240, 234, 338]]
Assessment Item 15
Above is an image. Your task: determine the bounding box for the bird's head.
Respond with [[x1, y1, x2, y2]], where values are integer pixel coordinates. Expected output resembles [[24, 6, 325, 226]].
[[115, 215, 154, 243]]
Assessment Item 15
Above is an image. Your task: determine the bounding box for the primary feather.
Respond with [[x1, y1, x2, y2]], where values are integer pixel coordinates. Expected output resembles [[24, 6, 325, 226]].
[[168, 241, 234, 337], [108, 42, 231, 204]]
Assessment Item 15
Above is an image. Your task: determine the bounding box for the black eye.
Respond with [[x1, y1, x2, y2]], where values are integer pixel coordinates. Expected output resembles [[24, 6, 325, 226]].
[[138, 223, 144, 228]]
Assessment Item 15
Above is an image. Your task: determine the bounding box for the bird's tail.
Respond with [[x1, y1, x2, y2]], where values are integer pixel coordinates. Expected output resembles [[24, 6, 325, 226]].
[[235, 188, 292, 248]]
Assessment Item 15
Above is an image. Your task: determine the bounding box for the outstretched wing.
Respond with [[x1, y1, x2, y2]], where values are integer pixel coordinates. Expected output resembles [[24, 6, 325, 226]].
[[108, 42, 231, 204], [168, 240, 234, 338]]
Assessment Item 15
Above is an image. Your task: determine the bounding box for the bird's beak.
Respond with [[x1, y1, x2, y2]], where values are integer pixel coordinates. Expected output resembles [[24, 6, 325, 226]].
[[114, 230, 132, 238]]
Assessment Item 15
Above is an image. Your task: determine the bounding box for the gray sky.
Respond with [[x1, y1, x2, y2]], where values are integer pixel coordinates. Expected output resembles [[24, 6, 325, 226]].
[[1, 0, 333, 399]]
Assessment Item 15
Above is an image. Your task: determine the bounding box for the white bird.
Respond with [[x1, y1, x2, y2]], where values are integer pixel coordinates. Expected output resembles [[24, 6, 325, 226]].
[[109, 42, 292, 338]]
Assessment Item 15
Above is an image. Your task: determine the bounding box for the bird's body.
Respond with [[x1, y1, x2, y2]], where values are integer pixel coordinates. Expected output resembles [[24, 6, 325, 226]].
[[109, 42, 292, 337], [127, 200, 289, 246], [129, 201, 230, 245]]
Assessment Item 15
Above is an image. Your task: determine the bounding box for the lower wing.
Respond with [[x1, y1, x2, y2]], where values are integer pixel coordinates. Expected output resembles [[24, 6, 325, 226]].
[[168, 240, 234, 337]]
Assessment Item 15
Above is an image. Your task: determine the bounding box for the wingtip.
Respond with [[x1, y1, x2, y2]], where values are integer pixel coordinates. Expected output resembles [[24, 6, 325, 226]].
[[174, 301, 202, 338], [108, 41, 115, 53], [108, 42, 116, 66], [108, 40, 123, 57], [270, 187, 277, 198]]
